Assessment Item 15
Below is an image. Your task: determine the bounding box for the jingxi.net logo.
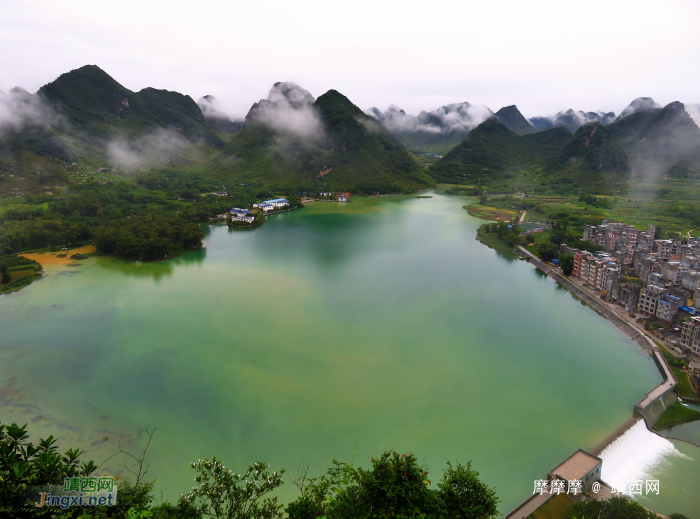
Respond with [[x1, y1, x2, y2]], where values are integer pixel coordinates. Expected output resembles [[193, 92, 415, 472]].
[[33, 476, 117, 509]]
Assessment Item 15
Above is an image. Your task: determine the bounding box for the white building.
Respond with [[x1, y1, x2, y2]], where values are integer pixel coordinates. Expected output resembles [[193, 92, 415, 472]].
[[254, 199, 288, 211], [338, 194, 348, 202]]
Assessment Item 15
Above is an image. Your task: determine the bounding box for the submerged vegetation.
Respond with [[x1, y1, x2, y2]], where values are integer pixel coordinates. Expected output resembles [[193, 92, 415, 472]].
[[0, 254, 41, 294]]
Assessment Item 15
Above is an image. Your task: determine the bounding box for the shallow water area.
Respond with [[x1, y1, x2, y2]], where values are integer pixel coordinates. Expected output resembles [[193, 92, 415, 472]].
[[1, 192, 697, 516]]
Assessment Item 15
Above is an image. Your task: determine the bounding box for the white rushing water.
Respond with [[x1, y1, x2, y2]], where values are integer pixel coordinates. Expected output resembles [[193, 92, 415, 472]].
[[599, 419, 677, 493]]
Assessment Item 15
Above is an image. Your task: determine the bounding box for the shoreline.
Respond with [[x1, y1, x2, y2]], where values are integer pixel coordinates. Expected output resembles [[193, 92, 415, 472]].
[[504, 244, 692, 519]]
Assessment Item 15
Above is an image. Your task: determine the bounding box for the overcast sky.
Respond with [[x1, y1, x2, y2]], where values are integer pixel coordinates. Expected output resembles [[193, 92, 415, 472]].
[[1, 0, 699, 119]]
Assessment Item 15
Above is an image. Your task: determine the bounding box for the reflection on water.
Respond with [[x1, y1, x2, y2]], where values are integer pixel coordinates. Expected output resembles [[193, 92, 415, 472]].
[[92, 248, 207, 281]]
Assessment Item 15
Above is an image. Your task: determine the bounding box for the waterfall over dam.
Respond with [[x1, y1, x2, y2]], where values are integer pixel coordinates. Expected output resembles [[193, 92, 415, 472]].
[[599, 418, 677, 492]]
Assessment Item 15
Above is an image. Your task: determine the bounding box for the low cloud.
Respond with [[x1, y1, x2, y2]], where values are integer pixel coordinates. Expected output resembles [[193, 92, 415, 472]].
[[355, 115, 383, 133], [197, 95, 230, 120], [366, 102, 493, 134], [0, 87, 63, 134], [107, 129, 200, 169], [245, 82, 323, 141]]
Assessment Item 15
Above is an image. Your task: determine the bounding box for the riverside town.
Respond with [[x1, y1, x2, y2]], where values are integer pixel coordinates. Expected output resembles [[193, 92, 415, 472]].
[[2, 2, 700, 519]]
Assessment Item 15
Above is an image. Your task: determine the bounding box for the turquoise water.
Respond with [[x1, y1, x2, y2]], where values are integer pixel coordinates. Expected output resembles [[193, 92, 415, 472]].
[[0, 192, 694, 515]]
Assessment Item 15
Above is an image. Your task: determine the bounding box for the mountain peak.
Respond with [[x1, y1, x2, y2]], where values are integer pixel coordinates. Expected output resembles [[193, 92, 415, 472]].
[[495, 105, 536, 135], [616, 97, 660, 121], [268, 82, 315, 108]]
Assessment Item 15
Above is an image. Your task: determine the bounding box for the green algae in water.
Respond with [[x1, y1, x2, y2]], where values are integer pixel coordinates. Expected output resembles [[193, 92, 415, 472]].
[[0, 193, 695, 516]]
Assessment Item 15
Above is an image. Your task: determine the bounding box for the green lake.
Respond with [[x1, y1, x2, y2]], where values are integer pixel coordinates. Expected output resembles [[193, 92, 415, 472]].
[[1, 191, 698, 516]]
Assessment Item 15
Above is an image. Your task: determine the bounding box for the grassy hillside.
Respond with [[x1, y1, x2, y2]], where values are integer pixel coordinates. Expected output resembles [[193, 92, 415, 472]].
[[211, 90, 435, 192]]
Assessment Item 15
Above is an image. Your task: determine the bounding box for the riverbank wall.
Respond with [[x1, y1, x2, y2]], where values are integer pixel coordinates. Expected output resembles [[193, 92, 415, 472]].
[[502, 246, 683, 518], [516, 246, 679, 425]]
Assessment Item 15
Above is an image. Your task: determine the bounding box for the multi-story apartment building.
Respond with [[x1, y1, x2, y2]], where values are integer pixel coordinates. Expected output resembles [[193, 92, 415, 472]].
[[682, 271, 700, 291], [638, 286, 666, 316], [681, 316, 700, 355], [612, 283, 641, 312], [654, 240, 674, 260], [656, 294, 683, 322]]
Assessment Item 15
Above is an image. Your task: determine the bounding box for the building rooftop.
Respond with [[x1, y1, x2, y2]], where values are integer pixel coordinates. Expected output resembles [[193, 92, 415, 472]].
[[549, 450, 601, 481]]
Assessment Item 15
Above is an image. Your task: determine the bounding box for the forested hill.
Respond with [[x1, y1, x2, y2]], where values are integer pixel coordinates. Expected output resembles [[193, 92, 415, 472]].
[[429, 99, 700, 194], [542, 122, 630, 191], [608, 101, 700, 177], [39, 65, 224, 147], [494, 106, 536, 135], [0, 65, 232, 199], [211, 87, 435, 193], [428, 117, 571, 183]]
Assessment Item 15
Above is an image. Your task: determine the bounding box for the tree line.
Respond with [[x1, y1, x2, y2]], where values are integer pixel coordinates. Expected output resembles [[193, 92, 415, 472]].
[[2, 420, 691, 519], [0, 177, 304, 260]]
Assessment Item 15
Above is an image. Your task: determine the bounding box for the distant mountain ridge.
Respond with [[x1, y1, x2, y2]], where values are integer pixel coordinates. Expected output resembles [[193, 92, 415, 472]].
[[366, 103, 536, 153], [428, 117, 572, 184], [529, 109, 616, 133], [3, 65, 700, 198]]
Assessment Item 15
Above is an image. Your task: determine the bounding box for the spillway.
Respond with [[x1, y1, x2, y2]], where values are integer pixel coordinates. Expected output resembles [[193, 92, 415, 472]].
[[599, 418, 677, 493]]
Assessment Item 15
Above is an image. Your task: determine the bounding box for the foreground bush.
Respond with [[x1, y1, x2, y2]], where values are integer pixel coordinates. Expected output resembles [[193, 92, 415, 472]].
[[285, 451, 499, 519]]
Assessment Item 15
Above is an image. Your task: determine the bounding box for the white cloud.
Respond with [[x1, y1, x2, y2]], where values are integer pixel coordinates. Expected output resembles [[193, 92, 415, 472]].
[[107, 129, 200, 169], [367, 103, 493, 134], [247, 82, 323, 140], [0, 87, 62, 134]]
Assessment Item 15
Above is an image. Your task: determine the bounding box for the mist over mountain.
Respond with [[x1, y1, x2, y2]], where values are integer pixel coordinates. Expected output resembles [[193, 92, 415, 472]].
[[364, 102, 493, 153], [608, 101, 700, 180], [197, 95, 242, 135], [367, 102, 493, 135], [212, 85, 433, 191], [615, 97, 661, 121], [39, 65, 224, 149], [544, 121, 630, 191], [3, 64, 700, 199], [529, 109, 616, 133]]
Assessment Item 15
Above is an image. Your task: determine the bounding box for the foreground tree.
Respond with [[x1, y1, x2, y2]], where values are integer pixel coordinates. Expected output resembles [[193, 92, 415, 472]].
[[0, 421, 98, 516], [179, 457, 284, 519], [560, 253, 574, 276]]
